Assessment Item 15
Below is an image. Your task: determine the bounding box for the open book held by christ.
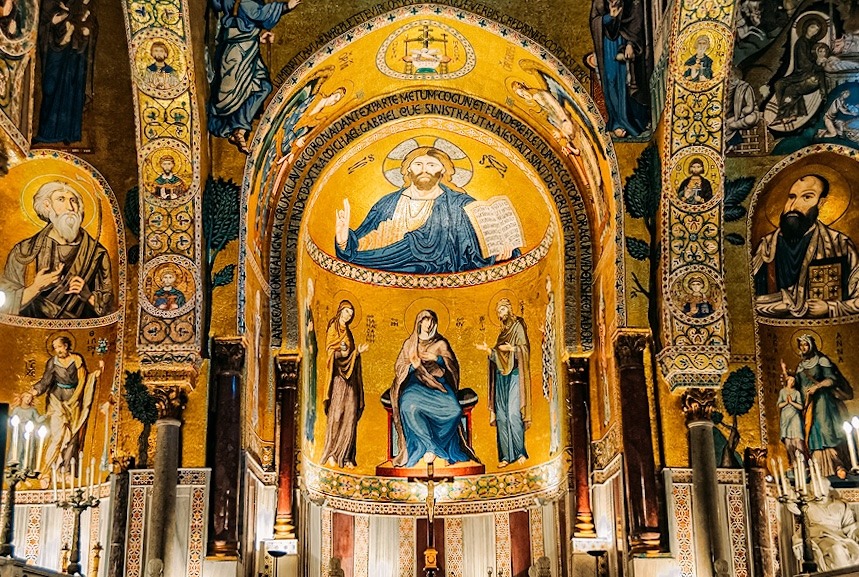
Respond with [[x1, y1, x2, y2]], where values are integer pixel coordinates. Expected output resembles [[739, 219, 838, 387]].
[[463, 195, 525, 259]]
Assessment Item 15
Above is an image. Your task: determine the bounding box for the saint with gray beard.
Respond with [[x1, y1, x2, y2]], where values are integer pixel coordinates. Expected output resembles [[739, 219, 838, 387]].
[[0, 181, 113, 319]]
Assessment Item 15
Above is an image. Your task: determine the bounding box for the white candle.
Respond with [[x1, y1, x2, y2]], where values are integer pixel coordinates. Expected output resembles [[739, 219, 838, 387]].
[[846, 422, 859, 471], [795, 451, 805, 494], [36, 426, 47, 472], [52, 463, 58, 501], [9, 415, 19, 464], [779, 457, 790, 497], [770, 458, 782, 496], [60, 464, 67, 498], [77, 451, 82, 482], [22, 432, 31, 471], [70, 458, 76, 490]]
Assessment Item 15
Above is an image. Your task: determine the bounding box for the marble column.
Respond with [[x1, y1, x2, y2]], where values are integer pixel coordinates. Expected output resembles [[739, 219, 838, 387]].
[[744, 447, 771, 577], [566, 357, 595, 537], [681, 388, 727, 577], [274, 354, 300, 539], [615, 334, 662, 552], [107, 457, 133, 577], [144, 381, 189, 575], [207, 338, 246, 557]]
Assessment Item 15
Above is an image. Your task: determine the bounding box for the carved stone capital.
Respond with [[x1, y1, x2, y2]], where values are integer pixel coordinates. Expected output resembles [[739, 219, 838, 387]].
[[141, 364, 198, 391], [566, 356, 589, 384], [681, 388, 717, 425], [744, 447, 768, 469], [213, 338, 246, 375], [614, 334, 648, 369], [151, 385, 189, 421], [275, 354, 300, 393], [111, 455, 136, 474]]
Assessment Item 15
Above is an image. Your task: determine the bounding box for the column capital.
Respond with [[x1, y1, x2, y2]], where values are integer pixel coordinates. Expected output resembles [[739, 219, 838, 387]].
[[151, 385, 189, 421], [744, 447, 768, 469], [275, 353, 300, 393], [681, 388, 717, 426], [566, 356, 589, 382], [614, 333, 648, 369], [213, 337, 246, 375]]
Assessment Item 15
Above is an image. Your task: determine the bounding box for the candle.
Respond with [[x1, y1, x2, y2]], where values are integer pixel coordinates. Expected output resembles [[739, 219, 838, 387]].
[[846, 421, 859, 471], [78, 451, 83, 482], [70, 457, 76, 490], [22, 429, 32, 471], [36, 426, 47, 472], [60, 464, 67, 498], [9, 415, 19, 464], [52, 463, 58, 501], [795, 451, 805, 494], [770, 458, 782, 496], [779, 457, 790, 497]]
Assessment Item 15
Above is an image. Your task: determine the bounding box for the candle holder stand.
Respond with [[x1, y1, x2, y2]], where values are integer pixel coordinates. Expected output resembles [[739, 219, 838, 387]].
[[0, 461, 40, 557], [56, 487, 100, 575], [777, 490, 822, 574]]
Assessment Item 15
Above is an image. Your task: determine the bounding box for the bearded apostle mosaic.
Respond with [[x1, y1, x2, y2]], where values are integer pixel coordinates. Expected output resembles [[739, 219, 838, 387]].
[[752, 160, 859, 319], [333, 140, 524, 274], [0, 180, 113, 319]]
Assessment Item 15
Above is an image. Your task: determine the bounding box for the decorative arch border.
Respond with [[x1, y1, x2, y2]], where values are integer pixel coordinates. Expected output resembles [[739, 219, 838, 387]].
[[238, 0, 627, 350], [265, 91, 592, 352]]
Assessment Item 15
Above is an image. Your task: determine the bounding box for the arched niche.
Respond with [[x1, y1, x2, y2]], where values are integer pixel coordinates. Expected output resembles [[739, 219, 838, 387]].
[[239, 1, 626, 511], [0, 150, 126, 487], [747, 146, 859, 476]]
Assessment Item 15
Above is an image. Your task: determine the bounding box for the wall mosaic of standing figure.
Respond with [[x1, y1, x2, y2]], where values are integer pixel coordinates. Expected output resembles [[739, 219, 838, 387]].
[[33, 0, 97, 148], [0, 0, 36, 150], [122, 0, 203, 363]]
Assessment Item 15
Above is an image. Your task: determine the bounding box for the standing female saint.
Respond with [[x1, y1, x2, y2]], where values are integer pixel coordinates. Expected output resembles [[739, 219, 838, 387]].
[[390, 310, 478, 468], [320, 300, 367, 468]]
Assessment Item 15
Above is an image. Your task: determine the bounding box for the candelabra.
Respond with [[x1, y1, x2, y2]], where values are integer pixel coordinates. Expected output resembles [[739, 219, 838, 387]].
[[0, 461, 40, 556], [0, 417, 47, 557], [56, 486, 100, 575], [772, 450, 828, 574]]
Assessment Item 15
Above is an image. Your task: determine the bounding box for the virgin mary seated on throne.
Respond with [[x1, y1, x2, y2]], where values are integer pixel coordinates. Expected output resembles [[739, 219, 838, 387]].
[[375, 310, 484, 478]]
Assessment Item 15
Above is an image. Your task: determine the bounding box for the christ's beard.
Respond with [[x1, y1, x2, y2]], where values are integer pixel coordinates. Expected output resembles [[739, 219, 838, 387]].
[[779, 206, 818, 241], [50, 210, 83, 243], [413, 172, 441, 191]]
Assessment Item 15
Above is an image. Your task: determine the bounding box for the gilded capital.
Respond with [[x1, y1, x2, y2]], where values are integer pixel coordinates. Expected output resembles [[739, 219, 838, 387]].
[[681, 388, 717, 425], [151, 385, 189, 421]]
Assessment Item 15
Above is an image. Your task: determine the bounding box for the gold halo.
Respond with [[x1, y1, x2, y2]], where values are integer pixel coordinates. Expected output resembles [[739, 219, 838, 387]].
[[382, 136, 473, 188], [789, 329, 824, 358], [329, 290, 362, 327], [765, 164, 851, 229], [487, 289, 520, 326], [403, 297, 450, 335], [45, 331, 76, 356], [153, 264, 182, 287], [684, 272, 710, 293], [19, 173, 98, 230]]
